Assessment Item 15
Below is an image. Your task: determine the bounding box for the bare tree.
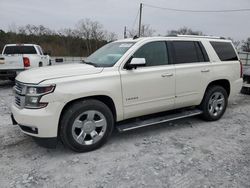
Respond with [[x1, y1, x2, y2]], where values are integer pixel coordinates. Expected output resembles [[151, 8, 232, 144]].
[[105, 31, 117, 42], [8, 23, 17, 33], [242, 38, 250, 52], [167, 27, 203, 36], [127, 29, 137, 38], [60, 28, 78, 37], [128, 24, 155, 38], [141, 24, 155, 37], [228, 37, 241, 50], [17, 24, 53, 35], [76, 18, 107, 54]]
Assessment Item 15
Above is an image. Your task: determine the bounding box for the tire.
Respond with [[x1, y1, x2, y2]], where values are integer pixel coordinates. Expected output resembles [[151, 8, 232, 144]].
[[39, 62, 43, 67], [199, 86, 228, 121], [60, 99, 114, 152]]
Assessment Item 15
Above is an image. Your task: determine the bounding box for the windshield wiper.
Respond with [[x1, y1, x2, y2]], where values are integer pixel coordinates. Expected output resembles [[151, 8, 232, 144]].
[[82, 60, 98, 67]]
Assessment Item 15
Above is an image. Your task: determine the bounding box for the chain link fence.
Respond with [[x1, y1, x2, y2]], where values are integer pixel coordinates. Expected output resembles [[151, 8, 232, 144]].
[[50, 56, 85, 65], [239, 52, 250, 66]]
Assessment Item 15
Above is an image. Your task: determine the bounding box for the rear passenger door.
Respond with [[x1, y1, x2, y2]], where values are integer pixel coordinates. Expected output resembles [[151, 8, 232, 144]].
[[170, 40, 212, 108]]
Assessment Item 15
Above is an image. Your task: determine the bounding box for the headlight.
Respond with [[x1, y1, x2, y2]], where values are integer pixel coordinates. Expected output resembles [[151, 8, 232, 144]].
[[27, 85, 55, 95], [25, 85, 55, 109]]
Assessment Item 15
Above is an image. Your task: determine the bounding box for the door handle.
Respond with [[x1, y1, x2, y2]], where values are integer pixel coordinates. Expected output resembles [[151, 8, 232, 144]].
[[201, 69, 210, 73], [161, 73, 173, 77]]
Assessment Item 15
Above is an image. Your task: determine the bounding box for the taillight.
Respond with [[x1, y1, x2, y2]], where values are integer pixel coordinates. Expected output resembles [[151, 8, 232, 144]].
[[240, 60, 243, 78], [23, 57, 30, 68]]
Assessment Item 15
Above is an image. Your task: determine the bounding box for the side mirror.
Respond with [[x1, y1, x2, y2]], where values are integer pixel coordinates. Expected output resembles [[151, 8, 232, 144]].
[[126, 58, 146, 70]]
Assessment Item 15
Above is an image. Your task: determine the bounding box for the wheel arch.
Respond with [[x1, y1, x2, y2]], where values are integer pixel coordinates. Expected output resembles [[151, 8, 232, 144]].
[[206, 79, 231, 97]]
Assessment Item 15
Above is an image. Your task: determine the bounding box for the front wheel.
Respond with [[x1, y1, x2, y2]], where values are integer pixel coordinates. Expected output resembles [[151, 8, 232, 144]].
[[199, 86, 228, 121], [60, 99, 114, 152]]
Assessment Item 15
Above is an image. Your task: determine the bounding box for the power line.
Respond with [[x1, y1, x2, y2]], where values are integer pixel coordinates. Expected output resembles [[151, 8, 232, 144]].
[[143, 3, 250, 13], [131, 8, 140, 30]]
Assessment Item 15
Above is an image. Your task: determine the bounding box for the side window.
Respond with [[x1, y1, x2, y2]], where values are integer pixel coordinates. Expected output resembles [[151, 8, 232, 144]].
[[210, 42, 238, 61], [133, 41, 169, 66], [172, 41, 208, 64]]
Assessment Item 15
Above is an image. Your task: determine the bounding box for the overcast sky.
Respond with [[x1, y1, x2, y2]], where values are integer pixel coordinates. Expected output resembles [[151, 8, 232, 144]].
[[0, 0, 250, 40]]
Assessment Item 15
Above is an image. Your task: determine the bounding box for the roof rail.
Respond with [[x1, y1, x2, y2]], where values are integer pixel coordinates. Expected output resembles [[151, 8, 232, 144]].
[[176, 35, 226, 39]]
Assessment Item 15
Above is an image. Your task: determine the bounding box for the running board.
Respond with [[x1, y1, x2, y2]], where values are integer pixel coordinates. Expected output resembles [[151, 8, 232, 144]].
[[117, 109, 203, 132]]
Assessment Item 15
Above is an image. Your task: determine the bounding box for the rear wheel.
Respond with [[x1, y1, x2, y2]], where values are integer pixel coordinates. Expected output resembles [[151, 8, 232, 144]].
[[60, 99, 114, 152], [39, 62, 43, 67], [199, 86, 228, 121]]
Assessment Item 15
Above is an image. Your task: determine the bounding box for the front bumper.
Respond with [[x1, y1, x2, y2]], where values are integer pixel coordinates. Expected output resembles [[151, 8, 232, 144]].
[[11, 113, 57, 148], [11, 101, 63, 138]]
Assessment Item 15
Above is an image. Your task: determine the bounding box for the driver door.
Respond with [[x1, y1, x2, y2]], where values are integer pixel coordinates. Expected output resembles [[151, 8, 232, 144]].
[[119, 41, 175, 119]]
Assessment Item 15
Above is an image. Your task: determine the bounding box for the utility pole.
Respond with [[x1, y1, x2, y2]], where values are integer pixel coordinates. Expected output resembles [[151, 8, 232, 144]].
[[124, 26, 127, 38], [138, 3, 143, 37]]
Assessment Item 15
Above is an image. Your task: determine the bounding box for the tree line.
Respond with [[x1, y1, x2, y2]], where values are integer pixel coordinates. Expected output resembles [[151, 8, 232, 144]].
[[1, 20, 250, 56], [0, 19, 117, 56]]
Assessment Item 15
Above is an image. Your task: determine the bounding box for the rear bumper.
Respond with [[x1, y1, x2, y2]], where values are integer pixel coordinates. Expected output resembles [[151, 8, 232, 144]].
[[229, 78, 243, 99], [0, 69, 24, 79]]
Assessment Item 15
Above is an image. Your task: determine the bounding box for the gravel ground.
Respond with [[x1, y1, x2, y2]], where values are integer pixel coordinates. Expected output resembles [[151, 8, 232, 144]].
[[0, 80, 250, 188]]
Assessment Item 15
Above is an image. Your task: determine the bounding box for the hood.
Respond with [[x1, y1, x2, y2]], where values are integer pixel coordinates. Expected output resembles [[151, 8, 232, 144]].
[[16, 63, 103, 84]]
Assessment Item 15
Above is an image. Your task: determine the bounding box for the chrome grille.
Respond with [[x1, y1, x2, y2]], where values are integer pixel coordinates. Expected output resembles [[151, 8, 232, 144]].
[[15, 95, 21, 106], [15, 81, 25, 94], [14, 81, 26, 108]]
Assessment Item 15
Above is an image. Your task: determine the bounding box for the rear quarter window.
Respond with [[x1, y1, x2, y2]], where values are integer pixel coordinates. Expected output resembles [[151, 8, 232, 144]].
[[171, 41, 209, 64], [210, 42, 238, 61]]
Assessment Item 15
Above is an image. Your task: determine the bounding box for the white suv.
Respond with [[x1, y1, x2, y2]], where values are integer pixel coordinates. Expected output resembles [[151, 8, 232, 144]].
[[11, 36, 242, 152]]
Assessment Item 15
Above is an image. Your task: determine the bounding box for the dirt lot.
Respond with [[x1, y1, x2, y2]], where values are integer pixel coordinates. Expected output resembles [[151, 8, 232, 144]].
[[0, 80, 250, 188]]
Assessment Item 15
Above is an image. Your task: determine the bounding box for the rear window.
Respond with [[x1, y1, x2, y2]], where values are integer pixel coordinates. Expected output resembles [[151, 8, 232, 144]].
[[3, 46, 37, 54], [172, 41, 208, 64], [210, 42, 238, 61]]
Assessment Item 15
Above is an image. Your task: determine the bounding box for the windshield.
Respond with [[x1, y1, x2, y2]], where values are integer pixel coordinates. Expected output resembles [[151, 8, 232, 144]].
[[85, 42, 135, 67]]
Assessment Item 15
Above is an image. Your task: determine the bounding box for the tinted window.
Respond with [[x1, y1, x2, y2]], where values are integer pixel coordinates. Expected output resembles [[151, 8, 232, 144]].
[[172, 41, 207, 64], [133, 41, 168, 66], [210, 42, 238, 61], [3, 46, 37, 54]]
